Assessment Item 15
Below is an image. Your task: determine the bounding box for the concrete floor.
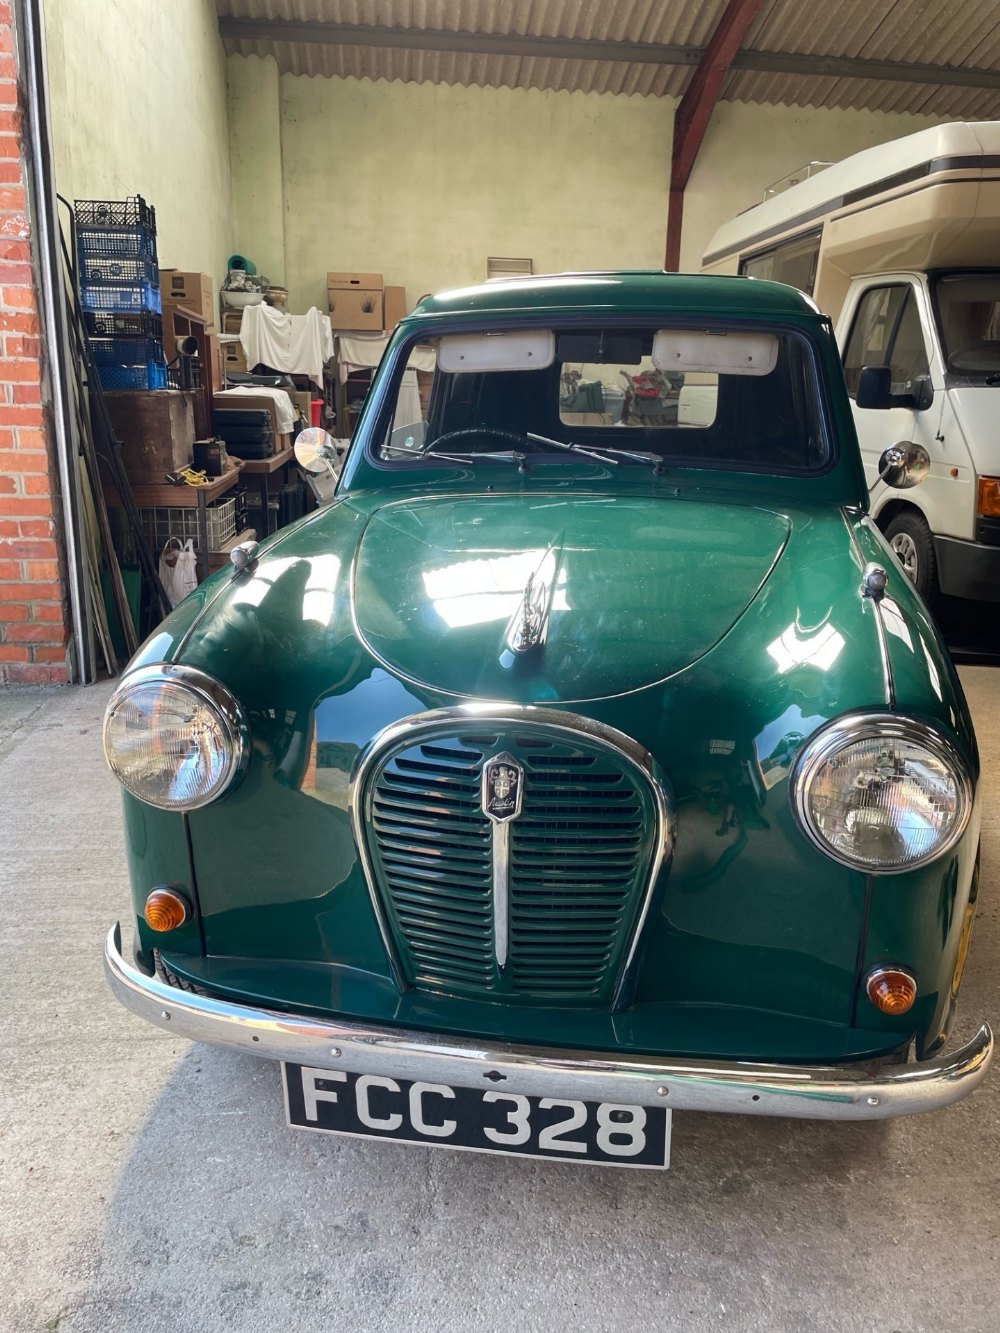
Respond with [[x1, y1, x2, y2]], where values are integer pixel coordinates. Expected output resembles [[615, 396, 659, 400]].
[[2, 675, 999, 1333]]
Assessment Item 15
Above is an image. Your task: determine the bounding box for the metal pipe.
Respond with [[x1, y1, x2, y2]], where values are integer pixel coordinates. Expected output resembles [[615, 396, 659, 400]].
[[18, 0, 93, 682]]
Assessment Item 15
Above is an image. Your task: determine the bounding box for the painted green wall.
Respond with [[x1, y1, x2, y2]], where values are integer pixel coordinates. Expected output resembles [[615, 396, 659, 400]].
[[232, 58, 675, 312], [228, 54, 284, 286], [227, 54, 943, 313], [44, 0, 233, 284]]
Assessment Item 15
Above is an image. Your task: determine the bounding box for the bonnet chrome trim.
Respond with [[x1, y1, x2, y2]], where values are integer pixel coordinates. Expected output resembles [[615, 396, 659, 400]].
[[843, 513, 894, 707], [348, 704, 672, 1004], [105, 926, 993, 1122]]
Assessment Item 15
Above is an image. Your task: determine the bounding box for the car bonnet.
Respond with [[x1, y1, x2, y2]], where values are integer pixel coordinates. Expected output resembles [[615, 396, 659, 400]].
[[351, 492, 790, 702]]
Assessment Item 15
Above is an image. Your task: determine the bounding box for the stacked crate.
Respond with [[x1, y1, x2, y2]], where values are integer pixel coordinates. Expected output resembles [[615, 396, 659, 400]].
[[76, 197, 168, 391]]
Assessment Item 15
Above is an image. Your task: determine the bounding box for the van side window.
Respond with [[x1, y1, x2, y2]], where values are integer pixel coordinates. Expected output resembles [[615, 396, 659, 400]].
[[739, 230, 821, 295], [843, 285, 929, 400]]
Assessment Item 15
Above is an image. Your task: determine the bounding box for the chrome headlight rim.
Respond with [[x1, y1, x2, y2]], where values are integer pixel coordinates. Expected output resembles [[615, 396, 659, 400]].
[[791, 712, 974, 875], [103, 663, 250, 812]]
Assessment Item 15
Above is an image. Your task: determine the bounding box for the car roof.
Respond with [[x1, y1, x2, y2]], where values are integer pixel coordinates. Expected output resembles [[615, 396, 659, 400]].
[[406, 271, 822, 322]]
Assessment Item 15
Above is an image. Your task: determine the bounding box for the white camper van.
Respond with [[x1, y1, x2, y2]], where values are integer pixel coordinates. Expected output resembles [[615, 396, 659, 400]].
[[703, 121, 1000, 604]]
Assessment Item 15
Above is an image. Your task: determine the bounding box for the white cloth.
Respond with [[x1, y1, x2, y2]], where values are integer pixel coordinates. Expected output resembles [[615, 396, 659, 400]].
[[215, 386, 297, 434], [239, 305, 334, 386], [336, 333, 436, 380], [396, 369, 421, 429]]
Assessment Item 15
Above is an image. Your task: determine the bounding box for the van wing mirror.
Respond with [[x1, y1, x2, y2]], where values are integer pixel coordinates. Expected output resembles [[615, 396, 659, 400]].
[[912, 374, 934, 412], [856, 366, 934, 411], [855, 365, 893, 410]]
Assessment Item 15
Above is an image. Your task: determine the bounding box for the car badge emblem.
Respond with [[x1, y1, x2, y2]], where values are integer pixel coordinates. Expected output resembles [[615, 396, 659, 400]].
[[483, 753, 523, 822], [482, 753, 523, 970]]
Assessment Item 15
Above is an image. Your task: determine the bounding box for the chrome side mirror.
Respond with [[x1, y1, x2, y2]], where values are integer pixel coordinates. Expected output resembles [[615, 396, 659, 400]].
[[878, 442, 930, 489], [295, 427, 339, 475]]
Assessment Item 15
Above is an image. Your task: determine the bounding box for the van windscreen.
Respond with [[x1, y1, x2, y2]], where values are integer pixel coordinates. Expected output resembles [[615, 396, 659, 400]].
[[933, 273, 1000, 381]]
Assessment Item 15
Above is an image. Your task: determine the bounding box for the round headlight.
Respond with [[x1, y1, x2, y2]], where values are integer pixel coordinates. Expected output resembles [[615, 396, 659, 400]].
[[103, 665, 248, 811], [792, 714, 973, 873]]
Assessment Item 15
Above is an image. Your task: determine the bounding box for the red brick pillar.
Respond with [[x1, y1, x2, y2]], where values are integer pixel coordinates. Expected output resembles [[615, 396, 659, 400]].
[[0, 2, 71, 684]]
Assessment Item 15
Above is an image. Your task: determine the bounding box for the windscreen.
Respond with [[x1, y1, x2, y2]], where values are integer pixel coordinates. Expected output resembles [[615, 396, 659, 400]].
[[379, 324, 830, 474], [933, 272, 1000, 382]]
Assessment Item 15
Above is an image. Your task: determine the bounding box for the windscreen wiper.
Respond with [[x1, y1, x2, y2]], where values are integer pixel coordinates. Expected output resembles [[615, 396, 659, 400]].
[[526, 432, 665, 470], [422, 450, 529, 467]]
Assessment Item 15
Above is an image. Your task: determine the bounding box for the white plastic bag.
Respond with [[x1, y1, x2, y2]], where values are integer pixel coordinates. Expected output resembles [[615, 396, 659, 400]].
[[158, 537, 198, 607]]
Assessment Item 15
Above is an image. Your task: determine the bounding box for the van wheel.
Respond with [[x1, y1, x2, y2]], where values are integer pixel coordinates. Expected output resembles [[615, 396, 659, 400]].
[[884, 511, 937, 602]]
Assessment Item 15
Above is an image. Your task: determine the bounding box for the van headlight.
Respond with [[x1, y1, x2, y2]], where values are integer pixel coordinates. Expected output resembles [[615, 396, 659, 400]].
[[103, 665, 249, 811], [792, 714, 973, 873]]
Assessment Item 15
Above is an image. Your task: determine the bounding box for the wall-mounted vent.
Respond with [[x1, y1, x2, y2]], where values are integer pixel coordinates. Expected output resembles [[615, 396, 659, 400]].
[[487, 256, 533, 280]]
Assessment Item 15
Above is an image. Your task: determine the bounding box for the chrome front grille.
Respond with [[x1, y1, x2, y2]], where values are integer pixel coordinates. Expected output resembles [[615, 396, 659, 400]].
[[359, 717, 663, 1004]]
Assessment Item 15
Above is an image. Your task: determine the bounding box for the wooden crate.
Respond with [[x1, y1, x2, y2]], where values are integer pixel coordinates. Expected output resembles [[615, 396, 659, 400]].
[[104, 389, 196, 482]]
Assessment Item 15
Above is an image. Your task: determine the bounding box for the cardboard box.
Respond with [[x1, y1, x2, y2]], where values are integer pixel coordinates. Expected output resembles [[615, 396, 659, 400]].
[[416, 369, 433, 415], [160, 270, 214, 326], [383, 285, 407, 330], [327, 271, 382, 291], [222, 339, 248, 374], [222, 308, 243, 334], [290, 389, 312, 423], [328, 287, 383, 331]]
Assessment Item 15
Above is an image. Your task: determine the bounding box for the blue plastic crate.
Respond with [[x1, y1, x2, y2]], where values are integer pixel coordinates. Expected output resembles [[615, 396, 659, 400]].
[[84, 310, 162, 339], [88, 335, 165, 368], [81, 283, 162, 314], [97, 361, 168, 391], [77, 225, 157, 262], [79, 254, 158, 289]]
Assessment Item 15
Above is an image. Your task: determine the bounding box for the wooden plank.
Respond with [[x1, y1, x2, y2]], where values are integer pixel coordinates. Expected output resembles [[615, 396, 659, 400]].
[[106, 460, 244, 509], [233, 445, 295, 475]]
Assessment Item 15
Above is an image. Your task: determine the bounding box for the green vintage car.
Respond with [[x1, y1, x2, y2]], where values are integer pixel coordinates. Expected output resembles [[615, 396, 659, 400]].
[[103, 273, 992, 1168]]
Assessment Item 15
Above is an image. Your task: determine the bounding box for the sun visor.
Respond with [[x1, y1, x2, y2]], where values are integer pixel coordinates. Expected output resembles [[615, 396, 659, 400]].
[[438, 330, 556, 373], [652, 329, 778, 376]]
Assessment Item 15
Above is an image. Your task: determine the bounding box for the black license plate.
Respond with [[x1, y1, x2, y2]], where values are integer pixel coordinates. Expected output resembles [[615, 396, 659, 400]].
[[282, 1064, 671, 1169]]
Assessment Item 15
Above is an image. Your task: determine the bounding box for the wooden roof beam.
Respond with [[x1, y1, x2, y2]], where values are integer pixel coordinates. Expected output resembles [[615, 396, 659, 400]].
[[664, 0, 767, 272]]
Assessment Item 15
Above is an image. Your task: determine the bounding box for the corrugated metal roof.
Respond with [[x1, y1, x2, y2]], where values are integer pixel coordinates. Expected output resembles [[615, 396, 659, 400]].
[[215, 0, 1000, 117], [728, 0, 1000, 117]]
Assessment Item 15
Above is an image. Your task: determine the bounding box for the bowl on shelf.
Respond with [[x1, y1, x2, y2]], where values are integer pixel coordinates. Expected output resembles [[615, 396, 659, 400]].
[[222, 290, 264, 309]]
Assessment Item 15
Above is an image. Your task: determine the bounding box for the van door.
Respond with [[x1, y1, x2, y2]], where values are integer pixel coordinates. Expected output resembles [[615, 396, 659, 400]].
[[842, 282, 935, 485], [840, 281, 947, 593]]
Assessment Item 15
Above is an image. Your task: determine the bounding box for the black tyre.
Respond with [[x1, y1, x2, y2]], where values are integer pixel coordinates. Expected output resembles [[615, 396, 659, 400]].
[[884, 510, 937, 603]]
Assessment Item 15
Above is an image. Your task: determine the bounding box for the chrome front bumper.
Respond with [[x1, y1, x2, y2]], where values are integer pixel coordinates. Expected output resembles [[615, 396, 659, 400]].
[[105, 925, 993, 1121]]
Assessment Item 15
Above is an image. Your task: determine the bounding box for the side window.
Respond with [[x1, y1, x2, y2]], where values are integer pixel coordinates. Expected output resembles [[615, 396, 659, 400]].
[[739, 230, 821, 295], [842, 285, 929, 400], [889, 294, 930, 395]]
